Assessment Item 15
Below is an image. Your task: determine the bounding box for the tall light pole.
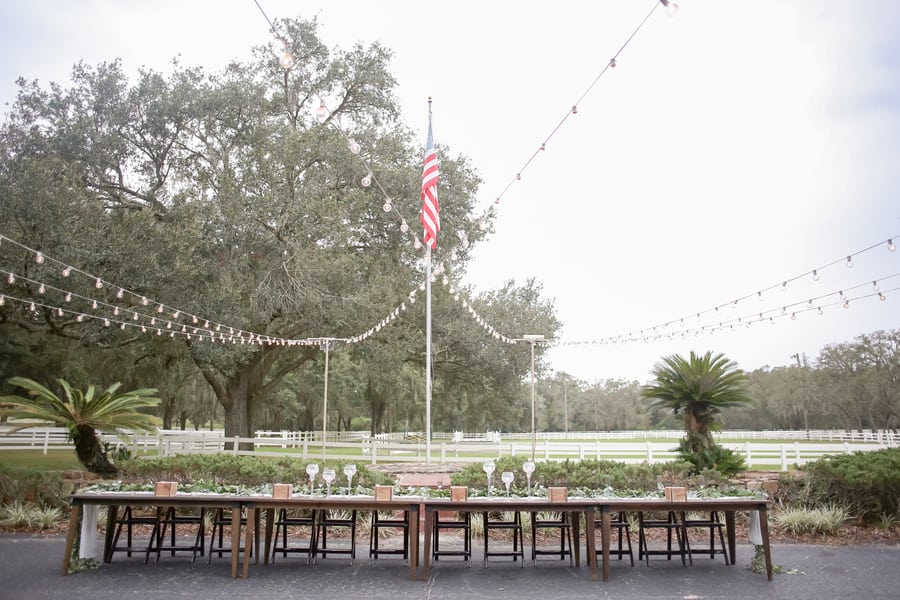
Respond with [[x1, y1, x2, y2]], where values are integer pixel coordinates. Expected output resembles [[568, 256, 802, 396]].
[[315, 338, 342, 460], [520, 334, 545, 460]]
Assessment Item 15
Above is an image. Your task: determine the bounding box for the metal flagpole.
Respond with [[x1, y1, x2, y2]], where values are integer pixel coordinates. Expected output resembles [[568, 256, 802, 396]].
[[425, 245, 432, 465]]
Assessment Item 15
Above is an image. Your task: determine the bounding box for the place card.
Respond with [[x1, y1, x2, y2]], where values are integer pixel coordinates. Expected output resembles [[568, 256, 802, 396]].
[[272, 483, 293, 499], [450, 486, 468, 502], [548, 486, 568, 502], [154, 481, 177, 496], [375, 485, 393, 501], [665, 486, 687, 502]]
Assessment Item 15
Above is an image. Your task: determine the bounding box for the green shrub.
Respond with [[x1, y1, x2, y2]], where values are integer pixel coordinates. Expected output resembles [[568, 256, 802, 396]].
[[116, 454, 391, 489], [676, 438, 746, 476], [783, 448, 900, 524], [0, 502, 61, 529], [0, 465, 67, 508]]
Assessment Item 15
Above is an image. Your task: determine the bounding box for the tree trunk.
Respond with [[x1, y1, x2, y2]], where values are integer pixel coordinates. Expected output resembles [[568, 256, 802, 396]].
[[73, 425, 117, 476]]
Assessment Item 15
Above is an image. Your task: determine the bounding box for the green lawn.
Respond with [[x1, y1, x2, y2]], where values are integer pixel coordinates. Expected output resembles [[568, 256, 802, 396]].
[[0, 450, 83, 471]]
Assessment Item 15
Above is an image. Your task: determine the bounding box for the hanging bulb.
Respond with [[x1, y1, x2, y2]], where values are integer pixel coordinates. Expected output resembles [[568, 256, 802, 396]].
[[132, 312, 139, 320], [57, 307, 63, 317], [103, 318, 110, 327], [791, 312, 796, 320], [141, 296, 149, 306], [879, 292, 887, 301], [38, 284, 45, 294], [7, 273, 14, 284], [781, 282, 787, 292], [382, 200, 392, 212], [843, 299, 850, 309], [172, 310, 180, 319], [95, 278, 103, 289], [315, 100, 329, 122], [113, 306, 120, 316], [888, 239, 896, 252], [660, 0, 680, 17], [348, 139, 361, 154], [609, 58, 617, 68], [76, 314, 84, 322], [571, 106, 577, 115], [279, 45, 295, 70], [91, 300, 98, 310], [414, 239, 422, 250], [119, 323, 126, 331], [873, 280, 880, 292], [35, 252, 44, 264], [757, 291, 763, 302], [116, 288, 124, 299], [29, 302, 36, 312], [361, 173, 372, 187], [812, 269, 819, 281], [157, 304, 164, 313], [818, 306, 823, 315], [65, 292, 72, 302], [62, 267, 71, 277], [400, 219, 409, 233], [846, 255, 853, 268]]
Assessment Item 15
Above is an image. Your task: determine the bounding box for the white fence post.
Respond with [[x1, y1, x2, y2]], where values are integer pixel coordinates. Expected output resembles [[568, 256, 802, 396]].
[[646, 441, 653, 464], [441, 443, 446, 463], [544, 440, 550, 460], [745, 442, 752, 468], [42, 430, 50, 455], [780, 444, 787, 471]]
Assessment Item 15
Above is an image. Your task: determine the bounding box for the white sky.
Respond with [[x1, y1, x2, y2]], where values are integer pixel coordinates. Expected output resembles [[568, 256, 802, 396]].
[[1, 1, 898, 384]]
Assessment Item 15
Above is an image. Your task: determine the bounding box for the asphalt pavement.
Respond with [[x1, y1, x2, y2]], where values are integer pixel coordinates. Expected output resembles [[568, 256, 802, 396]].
[[1, 534, 899, 600]]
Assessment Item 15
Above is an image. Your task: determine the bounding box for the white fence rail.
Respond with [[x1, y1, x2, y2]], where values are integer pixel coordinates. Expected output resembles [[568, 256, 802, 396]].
[[2, 425, 896, 470]]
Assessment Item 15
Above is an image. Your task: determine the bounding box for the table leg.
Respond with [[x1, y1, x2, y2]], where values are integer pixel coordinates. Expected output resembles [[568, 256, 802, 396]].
[[758, 506, 773, 581], [409, 505, 420, 581], [601, 509, 611, 582], [230, 505, 241, 579], [103, 505, 118, 562], [572, 510, 581, 568], [243, 506, 255, 579], [264, 508, 274, 564], [421, 507, 433, 580], [62, 504, 80, 575], [584, 508, 597, 580], [725, 511, 737, 565]]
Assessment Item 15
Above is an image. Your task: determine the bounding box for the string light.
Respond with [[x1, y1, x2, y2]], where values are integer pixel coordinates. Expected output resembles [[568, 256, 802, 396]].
[[846, 255, 853, 268], [889, 239, 896, 252], [35, 252, 44, 264]]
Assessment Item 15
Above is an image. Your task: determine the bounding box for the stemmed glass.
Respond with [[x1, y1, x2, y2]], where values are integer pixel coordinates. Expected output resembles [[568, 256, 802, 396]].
[[501, 471, 514, 498], [522, 461, 535, 496], [306, 463, 319, 494], [343, 463, 357, 495], [322, 468, 336, 496], [482, 461, 495, 494], [656, 475, 665, 496]]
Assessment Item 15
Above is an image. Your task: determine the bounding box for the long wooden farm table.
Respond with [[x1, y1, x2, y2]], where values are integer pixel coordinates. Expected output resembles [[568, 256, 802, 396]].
[[420, 496, 772, 582], [64, 492, 248, 578]]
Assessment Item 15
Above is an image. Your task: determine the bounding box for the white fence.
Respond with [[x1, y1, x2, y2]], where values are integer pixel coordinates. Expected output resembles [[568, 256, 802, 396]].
[[2, 425, 896, 470]]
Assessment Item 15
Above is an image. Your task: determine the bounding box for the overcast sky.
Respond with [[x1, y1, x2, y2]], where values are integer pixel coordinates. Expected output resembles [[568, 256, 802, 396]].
[[1, 1, 898, 383]]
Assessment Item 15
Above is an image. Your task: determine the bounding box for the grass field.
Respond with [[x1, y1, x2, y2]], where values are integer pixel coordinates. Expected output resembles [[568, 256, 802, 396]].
[[0, 450, 82, 471]]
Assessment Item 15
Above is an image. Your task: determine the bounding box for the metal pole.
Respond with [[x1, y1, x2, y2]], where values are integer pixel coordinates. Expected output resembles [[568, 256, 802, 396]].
[[530, 340, 536, 461], [321, 340, 331, 460], [425, 246, 433, 465]]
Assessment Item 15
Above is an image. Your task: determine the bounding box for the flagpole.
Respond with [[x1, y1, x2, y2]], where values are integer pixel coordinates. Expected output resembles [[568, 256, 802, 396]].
[[425, 244, 432, 466]]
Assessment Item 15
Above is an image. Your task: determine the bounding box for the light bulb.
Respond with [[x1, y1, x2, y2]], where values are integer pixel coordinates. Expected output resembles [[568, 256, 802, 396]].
[[7, 274, 14, 284], [91, 300, 98, 310], [818, 306, 823, 315], [571, 106, 577, 115], [113, 306, 120, 316], [279, 50, 295, 70], [879, 292, 887, 301], [361, 173, 372, 187], [609, 58, 617, 68], [660, 0, 679, 17], [781, 282, 787, 292], [35, 252, 44, 264], [383, 200, 392, 212], [400, 219, 409, 233], [873, 281, 879, 292], [348, 140, 361, 154], [62, 267, 71, 277], [414, 239, 422, 250], [76, 314, 84, 322], [103, 318, 110, 327], [29, 302, 36, 312], [757, 291, 763, 302], [142, 297, 149, 306], [157, 304, 164, 313], [95, 278, 103, 289], [65, 292, 71, 302], [843, 299, 850, 309], [812, 269, 819, 281], [57, 307, 63, 317], [116, 288, 124, 299], [316, 101, 328, 122], [888, 239, 896, 252], [132, 312, 139, 320], [38, 284, 45, 294], [846, 255, 853, 268]]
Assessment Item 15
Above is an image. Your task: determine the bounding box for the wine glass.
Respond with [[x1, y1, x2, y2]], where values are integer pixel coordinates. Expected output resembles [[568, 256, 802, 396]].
[[306, 463, 319, 494], [522, 461, 536, 496], [501, 471, 514, 497], [343, 463, 357, 495], [322, 468, 336, 496], [656, 475, 664, 496], [482, 461, 495, 493]]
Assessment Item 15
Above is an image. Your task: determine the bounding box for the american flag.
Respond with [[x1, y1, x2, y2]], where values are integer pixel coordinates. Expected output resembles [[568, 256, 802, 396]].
[[420, 115, 440, 250]]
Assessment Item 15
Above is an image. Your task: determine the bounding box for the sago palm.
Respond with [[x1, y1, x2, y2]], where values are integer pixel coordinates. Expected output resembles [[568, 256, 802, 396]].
[[1, 377, 160, 476], [641, 351, 751, 473]]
